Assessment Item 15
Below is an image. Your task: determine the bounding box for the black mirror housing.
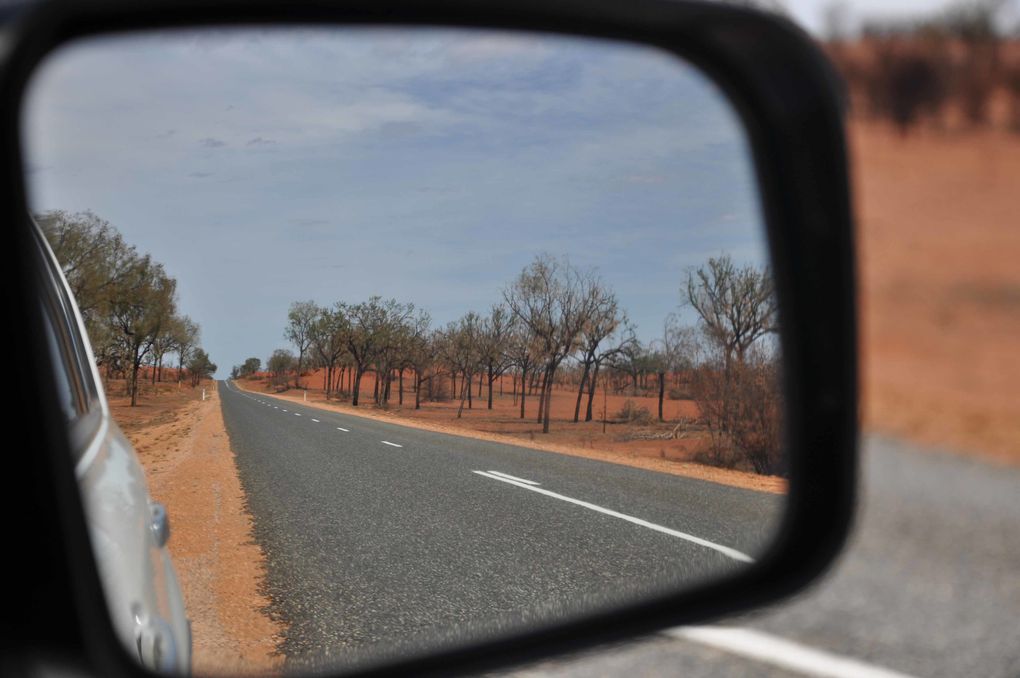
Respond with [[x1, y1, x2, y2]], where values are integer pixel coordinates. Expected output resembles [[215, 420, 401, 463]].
[[0, 1, 856, 676]]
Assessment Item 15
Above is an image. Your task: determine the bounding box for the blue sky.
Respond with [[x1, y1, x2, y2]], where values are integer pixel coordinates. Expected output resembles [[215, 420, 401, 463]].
[[24, 28, 767, 375]]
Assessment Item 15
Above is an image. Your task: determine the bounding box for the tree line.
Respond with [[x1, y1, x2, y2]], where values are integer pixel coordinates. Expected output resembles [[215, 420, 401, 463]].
[[250, 253, 783, 476], [38, 211, 216, 405], [824, 0, 1020, 134]]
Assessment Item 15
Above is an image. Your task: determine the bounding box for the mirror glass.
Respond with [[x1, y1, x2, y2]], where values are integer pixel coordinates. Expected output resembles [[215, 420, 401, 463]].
[[23, 27, 786, 675]]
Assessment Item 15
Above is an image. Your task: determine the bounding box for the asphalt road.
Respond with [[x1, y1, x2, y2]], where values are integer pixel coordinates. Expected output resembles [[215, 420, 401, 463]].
[[217, 381, 783, 671], [519, 435, 1020, 678]]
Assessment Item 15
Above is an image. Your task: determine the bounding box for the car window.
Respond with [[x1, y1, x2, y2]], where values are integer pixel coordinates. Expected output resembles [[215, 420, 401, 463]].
[[36, 235, 102, 463], [39, 284, 86, 425]]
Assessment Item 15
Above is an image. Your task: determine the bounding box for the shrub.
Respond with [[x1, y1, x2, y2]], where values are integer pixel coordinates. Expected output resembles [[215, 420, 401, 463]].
[[615, 400, 652, 425]]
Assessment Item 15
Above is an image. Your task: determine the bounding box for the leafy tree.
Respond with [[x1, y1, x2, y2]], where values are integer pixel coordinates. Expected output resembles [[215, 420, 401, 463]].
[[106, 254, 177, 406], [186, 348, 216, 387], [239, 357, 262, 377], [285, 300, 318, 388], [308, 304, 349, 399], [267, 348, 296, 388]]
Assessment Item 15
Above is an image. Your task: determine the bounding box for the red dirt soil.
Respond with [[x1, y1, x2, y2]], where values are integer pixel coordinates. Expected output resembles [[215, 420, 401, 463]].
[[109, 380, 284, 675], [852, 120, 1020, 464], [239, 373, 787, 494]]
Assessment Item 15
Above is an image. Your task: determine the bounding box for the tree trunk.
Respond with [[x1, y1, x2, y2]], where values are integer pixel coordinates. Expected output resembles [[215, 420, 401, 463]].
[[536, 368, 547, 424], [585, 363, 600, 422], [467, 370, 473, 409], [414, 371, 422, 410], [487, 365, 494, 410], [658, 370, 665, 422], [130, 353, 142, 407], [519, 369, 526, 418], [352, 369, 364, 406], [398, 369, 404, 405], [457, 373, 469, 418], [573, 359, 591, 423], [534, 364, 550, 424], [542, 366, 555, 433]]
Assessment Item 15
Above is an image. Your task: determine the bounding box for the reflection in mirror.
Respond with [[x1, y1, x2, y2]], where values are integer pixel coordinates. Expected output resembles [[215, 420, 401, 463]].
[[24, 27, 786, 675]]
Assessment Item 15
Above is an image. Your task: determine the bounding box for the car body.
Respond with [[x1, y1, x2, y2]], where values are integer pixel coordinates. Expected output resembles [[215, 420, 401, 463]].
[[31, 220, 191, 674]]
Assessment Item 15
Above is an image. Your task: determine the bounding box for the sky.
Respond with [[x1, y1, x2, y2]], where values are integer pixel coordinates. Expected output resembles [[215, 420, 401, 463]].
[[785, 0, 1020, 36], [24, 27, 769, 376]]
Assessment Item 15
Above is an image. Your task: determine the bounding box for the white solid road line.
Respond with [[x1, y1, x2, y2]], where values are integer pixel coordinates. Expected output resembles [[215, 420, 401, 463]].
[[487, 470, 540, 486], [381, 441, 403, 448], [668, 626, 918, 678], [337, 427, 350, 432], [472, 471, 753, 563]]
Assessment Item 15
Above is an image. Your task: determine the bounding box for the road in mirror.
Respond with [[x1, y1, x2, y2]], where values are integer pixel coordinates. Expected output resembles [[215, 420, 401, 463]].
[[24, 27, 786, 675]]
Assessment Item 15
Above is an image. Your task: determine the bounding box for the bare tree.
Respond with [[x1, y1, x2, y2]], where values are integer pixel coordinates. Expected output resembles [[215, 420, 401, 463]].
[[582, 322, 636, 422], [504, 255, 592, 433], [686, 254, 777, 370], [438, 312, 483, 418], [504, 319, 538, 419], [571, 284, 621, 422], [402, 312, 433, 410], [480, 304, 513, 410], [656, 315, 700, 421], [685, 254, 782, 475]]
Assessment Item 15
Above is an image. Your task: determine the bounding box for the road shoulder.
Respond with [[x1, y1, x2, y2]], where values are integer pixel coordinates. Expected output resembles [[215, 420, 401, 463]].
[[122, 383, 285, 675]]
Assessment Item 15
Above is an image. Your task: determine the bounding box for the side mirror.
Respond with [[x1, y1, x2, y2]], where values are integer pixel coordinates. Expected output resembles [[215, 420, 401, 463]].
[[4, 1, 856, 676]]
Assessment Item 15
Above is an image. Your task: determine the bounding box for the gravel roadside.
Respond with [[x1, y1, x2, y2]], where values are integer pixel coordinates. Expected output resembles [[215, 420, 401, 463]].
[[120, 384, 285, 675]]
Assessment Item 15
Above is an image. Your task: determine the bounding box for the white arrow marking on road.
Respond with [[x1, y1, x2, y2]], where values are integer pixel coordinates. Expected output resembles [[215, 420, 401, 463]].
[[487, 470, 539, 486], [667, 626, 918, 678], [381, 441, 403, 448], [472, 470, 753, 563]]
